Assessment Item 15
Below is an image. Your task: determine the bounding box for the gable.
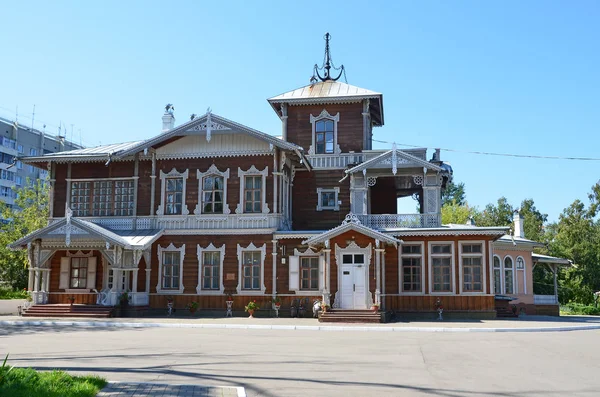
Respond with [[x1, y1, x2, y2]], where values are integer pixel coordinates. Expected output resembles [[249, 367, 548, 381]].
[[154, 133, 273, 159]]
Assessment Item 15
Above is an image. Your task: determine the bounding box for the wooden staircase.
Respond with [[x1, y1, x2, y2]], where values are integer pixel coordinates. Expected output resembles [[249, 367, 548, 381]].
[[22, 304, 114, 318], [319, 309, 381, 323]]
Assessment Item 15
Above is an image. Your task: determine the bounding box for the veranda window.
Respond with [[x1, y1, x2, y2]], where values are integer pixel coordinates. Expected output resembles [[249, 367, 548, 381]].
[[244, 176, 262, 213], [431, 244, 452, 292], [162, 252, 181, 289], [300, 257, 319, 290], [504, 257, 514, 294], [242, 251, 261, 290], [493, 256, 502, 294], [461, 243, 483, 292], [202, 251, 220, 290], [202, 175, 224, 214], [401, 244, 422, 292], [70, 180, 134, 216], [69, 257, 88, 289], [165, 178, 184, 215]]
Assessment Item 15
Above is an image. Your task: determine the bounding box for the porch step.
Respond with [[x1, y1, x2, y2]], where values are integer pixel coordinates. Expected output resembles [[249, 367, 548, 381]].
[[495, 306, 518, 318], [319, 309, 381, 323], [22, 304, 114, 318]]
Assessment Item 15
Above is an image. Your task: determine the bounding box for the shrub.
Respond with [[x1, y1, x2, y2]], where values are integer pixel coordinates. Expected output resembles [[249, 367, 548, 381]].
[[561, 303, 600, 316]]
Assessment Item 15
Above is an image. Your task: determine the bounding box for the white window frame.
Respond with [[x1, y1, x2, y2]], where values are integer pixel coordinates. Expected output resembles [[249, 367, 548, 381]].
[[516, 255, 526, 294], [399, 242, 425, 295], [196, 243, 225, 295], [235, 166, 270, 214], [308, 109, 341, 155], [503, 255, 515, 295], [236, 242, 267, 295], [156, 243, 185, 294], [156, 168, 189, 216], [195, 164, 230, 215], [288, 247, 324, 295], [493, 254, 503, 294], [458, 240, 487, 295], [316, 187, 340, 211], [428, 241, 456, 295]]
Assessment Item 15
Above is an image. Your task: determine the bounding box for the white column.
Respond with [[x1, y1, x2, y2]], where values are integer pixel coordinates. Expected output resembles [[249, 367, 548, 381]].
[[33, 269, 40, 292], [145, 269, 151, 293], [28, 268, 34, 291], [375, 248, 384, 305], [273, 152, 278, 214], [280, 103, 288, 141], [322, 245, 331, 306], [150, 152, 156, 215], [112, 269, 120, 293], [382, 251, 386, 310], [132, 269, 139, 293], [271, 240, 278, 297]]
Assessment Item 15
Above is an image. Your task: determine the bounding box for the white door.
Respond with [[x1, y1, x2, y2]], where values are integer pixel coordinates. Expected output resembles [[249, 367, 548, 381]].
[[340, 253, 367, 309]]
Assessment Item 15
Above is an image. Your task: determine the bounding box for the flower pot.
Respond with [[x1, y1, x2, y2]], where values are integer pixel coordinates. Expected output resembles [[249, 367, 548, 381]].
[[247, 309, 255, 318], [371, 306, 379, 313]]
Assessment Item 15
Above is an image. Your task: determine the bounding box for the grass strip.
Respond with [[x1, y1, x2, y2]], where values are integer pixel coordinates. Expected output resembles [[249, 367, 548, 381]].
[[0, 367, 107, 397]]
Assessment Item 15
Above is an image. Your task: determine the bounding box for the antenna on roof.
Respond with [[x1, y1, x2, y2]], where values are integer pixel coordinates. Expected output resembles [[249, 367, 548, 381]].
[[312, 33, 346, 83]]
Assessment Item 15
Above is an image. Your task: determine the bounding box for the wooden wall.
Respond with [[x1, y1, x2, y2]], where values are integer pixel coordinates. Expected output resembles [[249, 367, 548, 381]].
[[48, 250, 105, 293], [286, 103, 364, 153], [385, 295, 495, 312]]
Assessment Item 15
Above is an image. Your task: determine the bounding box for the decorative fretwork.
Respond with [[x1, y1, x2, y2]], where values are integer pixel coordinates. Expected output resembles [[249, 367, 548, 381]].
[[367, 177, 377, 187], [342, 213, 362, 225], [355, 213, 441, 229], [413, 175, 423, 186]]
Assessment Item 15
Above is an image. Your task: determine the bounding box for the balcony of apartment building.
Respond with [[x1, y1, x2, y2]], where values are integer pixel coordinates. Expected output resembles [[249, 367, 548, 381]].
[[344, 147, 451, 230]]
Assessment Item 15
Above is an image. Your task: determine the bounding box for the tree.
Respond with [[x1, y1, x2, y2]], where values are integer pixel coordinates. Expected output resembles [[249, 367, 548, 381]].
[[520, 198, 548, 242], [474, 197, 514, 228], [0, 179, 49, 290], [442, 181, 466, 206], [441, 201, 478, 225]]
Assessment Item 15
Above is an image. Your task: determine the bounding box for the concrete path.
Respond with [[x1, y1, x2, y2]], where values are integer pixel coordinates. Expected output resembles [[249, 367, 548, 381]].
[[97, 382, 244, 397]]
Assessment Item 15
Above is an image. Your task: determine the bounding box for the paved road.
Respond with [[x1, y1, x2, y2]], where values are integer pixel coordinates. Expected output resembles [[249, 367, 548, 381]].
[[1, 324, 599, 397]]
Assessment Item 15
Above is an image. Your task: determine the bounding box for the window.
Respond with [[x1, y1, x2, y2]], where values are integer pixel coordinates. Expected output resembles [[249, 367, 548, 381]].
[[516, 257, 525, 269], [15, 176, 22, 186], [493, 256, 502, 294], [309, 109, 340, 155], [300, 257, 319, 290], [29, 148, 37, 156], [460, 242, 484, 293], [429, 243, 454, 293], [316, 187, 340, 211], [236, 166, 269, 214], [0, 152, 14, 164], [17, 144, 23, 154], [70, 180, 135, 216], [157, 168, 189, 216], [69, 257, 88, 289], [1, 170, 15, 181], [244, 176, 262, 213], [156, 243, 185, 293], [401, 244, 423, 293], [315, 120, 334, 154], [196, 165, 230, 215], [202, 251, 220, 290], [2, 137, 16, 150], [16, 160, 22, 170], [165, 178, 183, 215], [504, 256, 514, 294], [236, 242, 266, 294]]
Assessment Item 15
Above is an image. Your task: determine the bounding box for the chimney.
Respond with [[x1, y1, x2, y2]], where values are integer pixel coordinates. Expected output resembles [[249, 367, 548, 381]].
[[162, 104, 175, 131], [513, 210, 524, 238]]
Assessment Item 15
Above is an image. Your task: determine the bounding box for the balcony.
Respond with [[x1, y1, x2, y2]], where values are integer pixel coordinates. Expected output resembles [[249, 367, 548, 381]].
[[533, 295, 558, 305], [355, 213, 441, 230], [52, 213, 289, 231], [306, 153, 364, 169]]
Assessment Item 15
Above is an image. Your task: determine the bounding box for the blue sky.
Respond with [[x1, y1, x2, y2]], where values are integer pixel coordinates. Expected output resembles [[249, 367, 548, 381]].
[[2, 1, 599, 222]]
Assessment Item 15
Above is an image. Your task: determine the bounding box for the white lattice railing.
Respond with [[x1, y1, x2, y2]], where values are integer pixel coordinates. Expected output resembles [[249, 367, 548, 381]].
[[355, 213, 441, 229], [306, 153, 364, 169], [534, 295, 558, 304], [56, 214, 289, 231]]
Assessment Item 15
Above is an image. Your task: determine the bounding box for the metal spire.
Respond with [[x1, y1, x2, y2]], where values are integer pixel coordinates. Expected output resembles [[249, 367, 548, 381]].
[[313, 33, 345, 82]]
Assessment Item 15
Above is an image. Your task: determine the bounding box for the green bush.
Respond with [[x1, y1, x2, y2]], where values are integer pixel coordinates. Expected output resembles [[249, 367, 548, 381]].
[[0, 367, 106, 397], [560, 303, 600, 316], [0, 288, 28, 300]]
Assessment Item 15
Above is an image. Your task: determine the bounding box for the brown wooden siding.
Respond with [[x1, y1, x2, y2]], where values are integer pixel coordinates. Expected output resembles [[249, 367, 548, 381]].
[[292, 170, 350, 230], [287, 103, 364, 153], [53, 164, 68, 217], [49, 250, 105, 292], [384, 295, 495, 312]]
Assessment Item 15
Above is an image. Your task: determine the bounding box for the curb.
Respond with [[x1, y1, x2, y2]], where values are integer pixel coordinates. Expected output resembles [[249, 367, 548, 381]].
[[100, 381, 246, 397], [2, 319, 600, 333]]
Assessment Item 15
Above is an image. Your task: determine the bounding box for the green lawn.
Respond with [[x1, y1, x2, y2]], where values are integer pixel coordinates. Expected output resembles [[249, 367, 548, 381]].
[[0, 288, 29, 300], [0, 367, 106, 397]]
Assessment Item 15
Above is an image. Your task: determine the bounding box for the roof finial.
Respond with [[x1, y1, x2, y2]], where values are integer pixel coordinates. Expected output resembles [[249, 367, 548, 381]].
[[313, 32, 346, 83]]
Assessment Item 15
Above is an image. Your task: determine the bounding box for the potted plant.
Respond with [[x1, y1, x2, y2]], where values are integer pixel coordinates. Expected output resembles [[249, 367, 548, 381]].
[[68, 296, 75, 306], [435, 298, 444, 321], [185, 301, 199, 314], [371, 303, 380, 313], [245, 300, 260, 318], [320, 301, 330, 313], [272, 296, 282, 310], [119, 291, 130, 307]]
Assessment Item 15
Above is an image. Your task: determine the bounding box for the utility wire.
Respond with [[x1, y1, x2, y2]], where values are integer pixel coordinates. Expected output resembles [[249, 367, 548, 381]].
[[372, 139, 600, 161]]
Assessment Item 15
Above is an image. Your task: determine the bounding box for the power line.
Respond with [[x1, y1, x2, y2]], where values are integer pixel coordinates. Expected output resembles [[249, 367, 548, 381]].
[[372, 139, 600, 161]]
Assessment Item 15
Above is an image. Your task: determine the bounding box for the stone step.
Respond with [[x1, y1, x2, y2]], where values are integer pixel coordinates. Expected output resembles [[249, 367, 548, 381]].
[[22, 312, 112, 318]]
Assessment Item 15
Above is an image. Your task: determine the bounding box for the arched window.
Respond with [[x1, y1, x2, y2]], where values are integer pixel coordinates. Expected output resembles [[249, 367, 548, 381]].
[[493, 256, 502, 294], [504, 256, 514, 294]]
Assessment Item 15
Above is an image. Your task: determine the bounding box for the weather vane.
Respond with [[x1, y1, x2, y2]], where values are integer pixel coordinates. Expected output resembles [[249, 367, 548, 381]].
[[312, 33, 346, 83]]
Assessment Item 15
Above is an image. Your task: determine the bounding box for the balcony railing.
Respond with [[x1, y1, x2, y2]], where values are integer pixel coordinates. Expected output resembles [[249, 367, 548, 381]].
[[533, 295, 558, 305], [53, 213, 289, 231], [355, 213, 441, 229], [306, 153, 364, 169]]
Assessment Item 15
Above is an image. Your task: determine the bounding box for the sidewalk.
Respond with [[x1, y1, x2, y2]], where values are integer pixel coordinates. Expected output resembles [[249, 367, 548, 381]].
[[97, 382, 245, 397], [2, 314, 600, 332]]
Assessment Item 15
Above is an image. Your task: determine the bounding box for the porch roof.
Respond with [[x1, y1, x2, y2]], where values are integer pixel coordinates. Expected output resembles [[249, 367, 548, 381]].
[[345, 148, 443, 175], [302, 214, 402, 247], [532, 253, 572, 266], [8, 217, 163, 251]]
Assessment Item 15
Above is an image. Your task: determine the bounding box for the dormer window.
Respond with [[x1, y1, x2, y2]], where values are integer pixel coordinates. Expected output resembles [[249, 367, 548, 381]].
[[309, 109, 341, 155]]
